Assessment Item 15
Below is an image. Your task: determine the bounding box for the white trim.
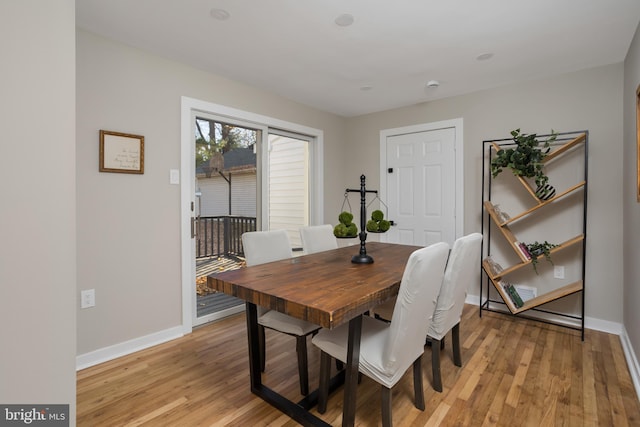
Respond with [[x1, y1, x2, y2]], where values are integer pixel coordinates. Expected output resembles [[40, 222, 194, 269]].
[[379, 118, 464, 240], [76, 326, 184, 371], [180, 96, 324, 334], [621, 326, 640, 401]]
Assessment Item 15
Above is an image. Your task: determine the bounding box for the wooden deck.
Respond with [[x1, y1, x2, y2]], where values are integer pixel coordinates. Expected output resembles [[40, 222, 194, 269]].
[[196, 255, 244, 318]]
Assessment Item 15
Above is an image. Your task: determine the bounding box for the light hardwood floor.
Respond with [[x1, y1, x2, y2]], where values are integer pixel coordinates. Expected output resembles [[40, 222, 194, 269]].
[[77, 305, 640, 426]]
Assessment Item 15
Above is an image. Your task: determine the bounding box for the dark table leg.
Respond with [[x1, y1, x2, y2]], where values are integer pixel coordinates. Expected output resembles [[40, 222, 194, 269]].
[[245, 302, 333, 427], [342, 315, 363, 427]]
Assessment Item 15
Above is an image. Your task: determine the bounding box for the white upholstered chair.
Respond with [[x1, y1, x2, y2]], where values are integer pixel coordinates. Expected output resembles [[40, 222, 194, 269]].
[[241, 229, 321, 396], [299, 224, 338, 254], [372, 233, 483, 392], [427, 232, 482, 392], [311, 242, 450, 427]]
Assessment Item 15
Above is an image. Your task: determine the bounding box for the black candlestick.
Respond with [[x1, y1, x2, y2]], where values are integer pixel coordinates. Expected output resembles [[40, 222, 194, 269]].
[[346, 174, 377, 264]]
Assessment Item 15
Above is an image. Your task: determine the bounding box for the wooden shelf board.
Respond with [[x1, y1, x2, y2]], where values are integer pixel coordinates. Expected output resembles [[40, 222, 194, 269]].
[[487, 277, 583, 315], [483, 235, 584, 279], [513, 281, 583, 314], [502, 181, 586, 225], [543, 133, 586, 164], [483, 201, 529, 262]]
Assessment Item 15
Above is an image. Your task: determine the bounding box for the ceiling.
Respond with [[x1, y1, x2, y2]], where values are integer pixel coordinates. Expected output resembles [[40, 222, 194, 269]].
[[76, 1, 640, 117]]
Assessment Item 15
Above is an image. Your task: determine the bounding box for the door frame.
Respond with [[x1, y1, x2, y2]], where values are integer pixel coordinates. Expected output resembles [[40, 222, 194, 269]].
[[379, 118, 464, 243], [180, 96, 324, 333]]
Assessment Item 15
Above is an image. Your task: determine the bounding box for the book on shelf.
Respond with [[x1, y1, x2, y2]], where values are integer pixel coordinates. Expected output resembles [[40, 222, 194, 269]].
[[514, 241, 532, 260], [500, 280, 524, 308]]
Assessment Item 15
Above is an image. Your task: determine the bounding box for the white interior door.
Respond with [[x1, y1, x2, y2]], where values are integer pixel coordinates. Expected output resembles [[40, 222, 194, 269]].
[[384, 126, 457, 246]]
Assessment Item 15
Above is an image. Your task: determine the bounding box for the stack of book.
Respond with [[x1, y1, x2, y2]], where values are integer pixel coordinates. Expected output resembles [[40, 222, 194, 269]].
[[500, 280, 524, 308], [514, 241, 532, 260]]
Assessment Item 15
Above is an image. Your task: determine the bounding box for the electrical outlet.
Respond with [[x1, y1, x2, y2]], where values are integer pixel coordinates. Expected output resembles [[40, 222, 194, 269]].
[[81, 289, 95, 309], [554, 266, 565, 279]]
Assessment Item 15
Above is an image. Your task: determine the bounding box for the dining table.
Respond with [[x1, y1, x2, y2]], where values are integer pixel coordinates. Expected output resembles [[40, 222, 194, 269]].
[[207, 241, 422, 427]]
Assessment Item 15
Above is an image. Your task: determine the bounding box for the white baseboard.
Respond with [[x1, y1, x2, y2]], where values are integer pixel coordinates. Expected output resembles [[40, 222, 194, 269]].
[[466, 293, 640, 400], [620, 326, 640, 400], [76, 326, 184, 371]]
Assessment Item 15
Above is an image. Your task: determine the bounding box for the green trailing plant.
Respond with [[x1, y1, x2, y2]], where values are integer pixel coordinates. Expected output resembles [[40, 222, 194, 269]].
[[525, 240, 559, 273], [491, 129, 558, 188]]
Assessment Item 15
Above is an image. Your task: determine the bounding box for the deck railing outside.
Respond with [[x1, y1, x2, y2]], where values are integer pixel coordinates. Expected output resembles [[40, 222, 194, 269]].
[[196, 216, 256, 259]]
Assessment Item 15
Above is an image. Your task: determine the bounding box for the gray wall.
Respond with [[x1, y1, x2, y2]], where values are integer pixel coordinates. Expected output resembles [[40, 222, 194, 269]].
[[76, 30, 347, 354], [0, 0, 77, 420], [624, 23, 640, 375], [345, 64, 624, 324]]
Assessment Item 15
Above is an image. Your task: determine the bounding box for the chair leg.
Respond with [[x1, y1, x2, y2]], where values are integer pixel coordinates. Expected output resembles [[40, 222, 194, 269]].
[[413, 355, 425, 410], [425, 336, 445, 349], [431, 337, 443, 392], [296, 335, 309, 396], [258, 325, 266, 372], [452, 323, 462, 367], [318, 351, 332, 414], [381, 386, 392, 427]]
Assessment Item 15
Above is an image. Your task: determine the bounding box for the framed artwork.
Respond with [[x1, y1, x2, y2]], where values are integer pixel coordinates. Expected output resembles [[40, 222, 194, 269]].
[[99, 130, 144, 174]]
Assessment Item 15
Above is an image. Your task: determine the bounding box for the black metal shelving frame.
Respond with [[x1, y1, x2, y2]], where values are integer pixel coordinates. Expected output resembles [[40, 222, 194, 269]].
[[479, 130, 588, 340]]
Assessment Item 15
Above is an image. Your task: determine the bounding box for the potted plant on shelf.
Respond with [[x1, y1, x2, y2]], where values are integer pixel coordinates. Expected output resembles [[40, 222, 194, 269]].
[[525, 240, 559, 273], [491, 129, 558, 196]]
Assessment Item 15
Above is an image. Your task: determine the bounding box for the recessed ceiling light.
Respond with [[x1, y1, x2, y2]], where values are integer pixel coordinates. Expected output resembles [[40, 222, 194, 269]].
[[360, 85, 373, 91], [426, 80, 440, 88], [335, 14, 354, 27], [210, 8, 230, 21], [476, 53, 494, 61]]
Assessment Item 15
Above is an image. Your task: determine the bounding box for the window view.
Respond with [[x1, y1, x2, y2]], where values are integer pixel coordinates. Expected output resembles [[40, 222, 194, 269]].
[[193, 117, 313, 321], [194, 116, 258, 319]]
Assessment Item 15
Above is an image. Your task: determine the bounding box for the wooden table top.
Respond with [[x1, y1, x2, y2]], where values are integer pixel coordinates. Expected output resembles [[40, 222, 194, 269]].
[[208, 242, 422, 329]]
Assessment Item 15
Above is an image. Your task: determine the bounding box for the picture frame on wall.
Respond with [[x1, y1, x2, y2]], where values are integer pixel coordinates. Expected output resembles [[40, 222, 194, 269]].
[[99, 130, 145, 174]]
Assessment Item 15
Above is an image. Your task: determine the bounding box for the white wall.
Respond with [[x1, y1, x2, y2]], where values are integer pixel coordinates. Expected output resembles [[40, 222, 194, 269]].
[[77, 26, 630, 365], [0, 0, 77, 420], [345, 64, 624, 325], [76, 30, 346, 355], [623, 22, 640, 386]]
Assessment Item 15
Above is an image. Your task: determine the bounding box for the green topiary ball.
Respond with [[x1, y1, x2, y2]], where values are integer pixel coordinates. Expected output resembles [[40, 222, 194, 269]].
[[371, 210, 384, 222], [366, 219, 379, 232], [378, 219, 391, 232], [346, 223, 358, 237], [338, 211, 354, 225], [333, 223, 348, 237]]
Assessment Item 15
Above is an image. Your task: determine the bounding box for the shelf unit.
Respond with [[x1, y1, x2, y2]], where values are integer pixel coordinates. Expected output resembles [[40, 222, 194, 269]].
[[480, 131, 588, 339]]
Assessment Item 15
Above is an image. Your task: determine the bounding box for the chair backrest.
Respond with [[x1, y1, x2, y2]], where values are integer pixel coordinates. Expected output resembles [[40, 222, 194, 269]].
[[384, 242, 450, 372], [299, 224, 337, 254], [241, 229, 292, 267], [427, 233, 482, 340]]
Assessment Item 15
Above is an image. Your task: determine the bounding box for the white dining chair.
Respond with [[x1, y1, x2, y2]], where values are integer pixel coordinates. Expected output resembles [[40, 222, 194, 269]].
[[372, 233, 483, 392], [311, 242, 450, 427], [241, 229, 321, 396], [299, 224, 338, 254], [427, 232, 482, 392]]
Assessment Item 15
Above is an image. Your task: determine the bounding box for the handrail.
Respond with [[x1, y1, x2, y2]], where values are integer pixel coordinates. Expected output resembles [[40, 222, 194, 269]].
[[196, 216, 257, 258]]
